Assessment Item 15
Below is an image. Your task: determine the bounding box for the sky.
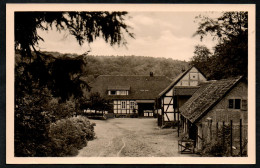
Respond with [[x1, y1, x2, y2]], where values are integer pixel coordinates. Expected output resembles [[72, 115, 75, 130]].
[[37, 12, 221, 61]]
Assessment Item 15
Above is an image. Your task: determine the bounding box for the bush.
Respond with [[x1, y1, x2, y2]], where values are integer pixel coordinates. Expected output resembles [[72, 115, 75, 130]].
[[15, 88, 54, 156], [200, 125, 231, 156], [48, 98, 77, 120], [49, 116, 95, 156]]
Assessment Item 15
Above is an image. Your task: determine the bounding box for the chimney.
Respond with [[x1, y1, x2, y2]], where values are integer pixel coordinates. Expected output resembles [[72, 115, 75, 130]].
[[181, 67, 186, 73], [150, 72, 154, 77]]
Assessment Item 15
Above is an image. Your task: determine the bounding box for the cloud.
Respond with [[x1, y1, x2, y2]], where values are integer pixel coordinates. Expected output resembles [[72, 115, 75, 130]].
[[36, 12, 220, 61]]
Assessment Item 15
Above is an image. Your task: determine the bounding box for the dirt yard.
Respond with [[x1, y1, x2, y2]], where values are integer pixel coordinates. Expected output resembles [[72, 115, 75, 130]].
[[78, 118, 197, 157]]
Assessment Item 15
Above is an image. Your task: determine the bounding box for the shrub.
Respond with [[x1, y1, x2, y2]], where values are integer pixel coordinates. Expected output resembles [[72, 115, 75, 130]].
[[48, 98, 77, 120], [15, 88, 54, 156], [200, 125, 231, 156], [49, 116, 95, 156]]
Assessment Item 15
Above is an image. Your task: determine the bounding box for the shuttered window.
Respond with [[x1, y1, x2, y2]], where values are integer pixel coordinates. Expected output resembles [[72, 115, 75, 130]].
[[241, 99, 247, 110], [228, 99, 244, 110], [228, 99, 234, 108]]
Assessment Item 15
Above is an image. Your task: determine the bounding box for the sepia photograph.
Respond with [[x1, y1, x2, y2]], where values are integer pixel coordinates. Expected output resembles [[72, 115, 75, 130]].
[[6, 4, 255, 164]]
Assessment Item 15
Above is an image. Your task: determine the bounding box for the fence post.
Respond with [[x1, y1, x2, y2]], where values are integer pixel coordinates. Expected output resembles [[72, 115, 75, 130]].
[[223, 121, 225, 149], [216, 122, 218, 139], [178, 112, 180, 137], [240, 119, 242, 156], [230, 120, 233, 156]]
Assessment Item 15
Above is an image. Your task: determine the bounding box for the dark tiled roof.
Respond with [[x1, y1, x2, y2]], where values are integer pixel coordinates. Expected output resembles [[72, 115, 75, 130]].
[[107, 86, 130, 90], [179, 76, 243, 123], [174, 86, 200, 96], [87, 75, 172, 100]]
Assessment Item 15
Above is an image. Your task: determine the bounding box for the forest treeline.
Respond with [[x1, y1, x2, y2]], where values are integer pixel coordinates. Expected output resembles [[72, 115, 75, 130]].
[[42, 51, 189, 80]]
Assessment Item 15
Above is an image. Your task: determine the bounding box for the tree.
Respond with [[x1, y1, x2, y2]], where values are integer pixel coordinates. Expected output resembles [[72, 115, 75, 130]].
[[193, 12, 248, 79], [15, 12, 134, 58], [14, 12, 133, 156], [15, 11, 134, 100], [190, 45, 212, 78]]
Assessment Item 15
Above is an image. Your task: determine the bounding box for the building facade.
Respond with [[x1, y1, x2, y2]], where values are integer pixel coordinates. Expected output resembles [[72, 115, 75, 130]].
[[86, 73, 172, 117], [157, 66, 207, 125], [179, 76, 248, 152]]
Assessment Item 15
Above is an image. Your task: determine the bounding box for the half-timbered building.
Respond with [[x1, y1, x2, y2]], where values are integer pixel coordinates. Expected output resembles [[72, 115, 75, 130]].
[[157, 66, 207, 126], [87, 73, 172, 117], [179, 76, 248, 151]]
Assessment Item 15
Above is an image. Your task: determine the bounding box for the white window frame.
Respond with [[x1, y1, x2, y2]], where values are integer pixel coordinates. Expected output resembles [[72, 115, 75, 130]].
[[130, 101, 135, 109], [121, 101, 126, 109]]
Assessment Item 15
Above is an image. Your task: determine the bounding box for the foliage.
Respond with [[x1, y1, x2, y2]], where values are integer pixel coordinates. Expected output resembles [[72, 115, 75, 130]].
[[15, 11, 132, 156], [48, 98, 77, 121], [190, 45, 212, 78], [39, 52, 189, 80], [15, 90, 96, 157], [49, 116, 95, 156], [15, 11, 134, 100], [81, 92, 112, 111], [15, 12, 134, 59], [192, 12, 248, 79], [200, 125, 231, 156], [15, 51, 89, 101], [15, 87, 53, 156]]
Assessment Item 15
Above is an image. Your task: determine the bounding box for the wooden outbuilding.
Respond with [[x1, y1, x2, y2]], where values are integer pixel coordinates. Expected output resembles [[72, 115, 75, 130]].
[[179, 76, 248, 153]]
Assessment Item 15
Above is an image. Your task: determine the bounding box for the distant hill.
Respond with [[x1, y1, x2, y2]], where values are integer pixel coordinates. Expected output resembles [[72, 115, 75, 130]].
[[39, 51, 189, 80]]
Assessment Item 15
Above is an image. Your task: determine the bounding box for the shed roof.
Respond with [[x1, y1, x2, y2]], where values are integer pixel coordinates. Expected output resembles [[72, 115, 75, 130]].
[[179, 76, 244, 123], [87, 75, 172, 100], [174, 86, 200, 96]]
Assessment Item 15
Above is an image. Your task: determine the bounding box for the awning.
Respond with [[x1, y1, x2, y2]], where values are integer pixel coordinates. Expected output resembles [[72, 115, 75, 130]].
[[136, 100, 155, 103]]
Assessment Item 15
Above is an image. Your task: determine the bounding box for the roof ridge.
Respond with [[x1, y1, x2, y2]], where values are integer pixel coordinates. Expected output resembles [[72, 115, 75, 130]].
[[180, 76, 244, 123], [98, 75, 167, 77]]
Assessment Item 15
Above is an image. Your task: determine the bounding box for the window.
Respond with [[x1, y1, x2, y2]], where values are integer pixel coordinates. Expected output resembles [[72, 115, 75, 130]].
[[121, 101, 126, 109], [109, 90, 128, 95], [241, 99, 247, 110], [228, 99, 245, 109], [190, 73, 198, 80], [235, 99, 241, 109], [228, 99, 234, 108], [118, 90, 128, 95], [130, 101, 135, 109], [110, 91, 116, 95]]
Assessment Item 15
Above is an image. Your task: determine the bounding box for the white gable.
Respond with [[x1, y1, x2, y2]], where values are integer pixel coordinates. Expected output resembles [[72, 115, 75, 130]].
[[176, 67, 206, 86]]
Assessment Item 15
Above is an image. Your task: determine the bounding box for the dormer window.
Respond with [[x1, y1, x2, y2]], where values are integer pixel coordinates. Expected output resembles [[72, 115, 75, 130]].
[[108, 90, 129, 95], [110, 91, 116, 95]]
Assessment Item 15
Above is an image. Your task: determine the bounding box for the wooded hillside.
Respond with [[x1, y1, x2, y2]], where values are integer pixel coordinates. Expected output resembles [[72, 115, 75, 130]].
[[42, 51, 189, 80]]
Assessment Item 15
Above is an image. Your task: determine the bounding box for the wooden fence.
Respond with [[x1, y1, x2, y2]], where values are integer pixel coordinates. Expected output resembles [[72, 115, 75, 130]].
[[208, 119, 247, 156]]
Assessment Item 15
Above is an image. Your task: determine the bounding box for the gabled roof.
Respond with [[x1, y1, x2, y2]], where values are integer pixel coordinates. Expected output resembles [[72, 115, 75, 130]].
[[158, 66, 205, 97], [179, 76, 244, 123], [87, 75, 172, 100], [158, 67, 192, 97]]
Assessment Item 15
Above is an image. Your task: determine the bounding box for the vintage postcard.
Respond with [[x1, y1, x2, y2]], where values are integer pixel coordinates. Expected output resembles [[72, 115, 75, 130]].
[[6, 3, 256, 164]]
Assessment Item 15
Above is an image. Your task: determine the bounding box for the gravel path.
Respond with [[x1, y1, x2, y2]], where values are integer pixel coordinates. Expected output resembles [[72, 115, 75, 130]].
[[78, 118, 197, 157]]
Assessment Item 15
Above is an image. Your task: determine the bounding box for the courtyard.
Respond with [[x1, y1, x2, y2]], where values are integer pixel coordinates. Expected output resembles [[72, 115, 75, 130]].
[[78, 118, 196, 157]]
